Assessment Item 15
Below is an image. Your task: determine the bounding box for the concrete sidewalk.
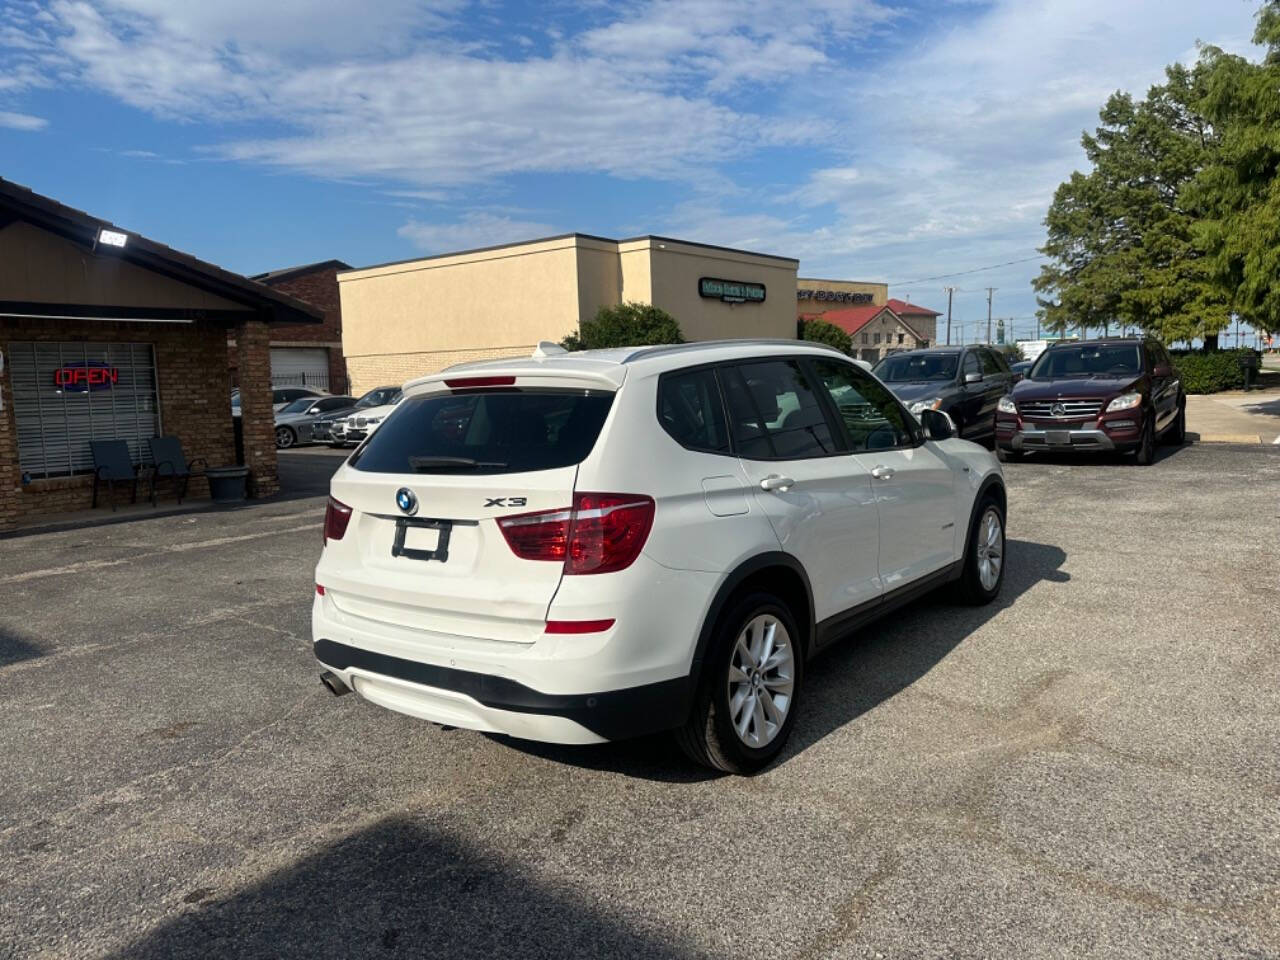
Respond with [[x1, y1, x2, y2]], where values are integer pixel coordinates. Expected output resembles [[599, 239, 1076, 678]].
[[1186, 385, 1280, 444]]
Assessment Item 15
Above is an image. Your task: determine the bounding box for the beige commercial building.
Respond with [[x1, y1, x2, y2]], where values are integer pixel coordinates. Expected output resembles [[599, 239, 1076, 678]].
[[338, 234, 799, 393], [795, 277, 888, 312]]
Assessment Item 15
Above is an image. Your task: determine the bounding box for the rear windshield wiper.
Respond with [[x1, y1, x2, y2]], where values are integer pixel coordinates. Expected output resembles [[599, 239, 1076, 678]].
[[408, 456, 508, 471]]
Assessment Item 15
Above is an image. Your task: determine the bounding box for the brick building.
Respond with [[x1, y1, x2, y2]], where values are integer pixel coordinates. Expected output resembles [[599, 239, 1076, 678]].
[[236, 260, 350, 395], [0, 178, 321, 532], [806, 298, 942, 363]]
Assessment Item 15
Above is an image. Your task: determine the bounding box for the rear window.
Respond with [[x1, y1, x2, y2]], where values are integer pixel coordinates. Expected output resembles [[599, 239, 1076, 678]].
[[349, 389, 614, 475]]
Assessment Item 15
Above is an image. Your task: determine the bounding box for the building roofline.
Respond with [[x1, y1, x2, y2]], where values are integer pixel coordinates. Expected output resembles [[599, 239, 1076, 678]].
[[341, 231, 799, 279], [0, 177, 322, 324], [340, 233, 614, 276], [616, 235, 799, 264], [252, 259, 353, 284]]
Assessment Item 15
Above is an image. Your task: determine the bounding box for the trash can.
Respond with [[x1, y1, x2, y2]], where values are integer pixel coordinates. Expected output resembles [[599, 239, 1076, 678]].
[[1238, 352, 1260, 391], [206, 466, 250, 504]]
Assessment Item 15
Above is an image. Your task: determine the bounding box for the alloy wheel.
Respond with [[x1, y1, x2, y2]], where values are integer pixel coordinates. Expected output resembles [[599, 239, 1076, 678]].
[[726, 614, 795, 748], [275, 427, 294, 449], [976, 506, 1003, 591]]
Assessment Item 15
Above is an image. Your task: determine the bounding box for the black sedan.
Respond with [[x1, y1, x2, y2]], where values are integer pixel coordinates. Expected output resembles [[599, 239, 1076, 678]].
[[872, 346, 1017, 446]]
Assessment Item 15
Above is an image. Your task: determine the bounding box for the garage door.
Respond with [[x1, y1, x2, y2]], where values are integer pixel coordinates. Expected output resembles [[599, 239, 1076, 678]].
[[270, 348, 329, 390]]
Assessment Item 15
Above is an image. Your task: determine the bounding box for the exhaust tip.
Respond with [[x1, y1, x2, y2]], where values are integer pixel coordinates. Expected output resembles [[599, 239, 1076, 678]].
[[320, 670, 351, 697]]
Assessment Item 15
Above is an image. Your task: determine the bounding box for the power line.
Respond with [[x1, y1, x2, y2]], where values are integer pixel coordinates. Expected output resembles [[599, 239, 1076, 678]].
[[887, 254, 1048, 287]]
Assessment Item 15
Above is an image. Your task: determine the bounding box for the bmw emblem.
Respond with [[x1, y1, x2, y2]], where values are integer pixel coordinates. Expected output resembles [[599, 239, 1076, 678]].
[[395, 487, 418, 516], [1050, 402, 1066, 418]]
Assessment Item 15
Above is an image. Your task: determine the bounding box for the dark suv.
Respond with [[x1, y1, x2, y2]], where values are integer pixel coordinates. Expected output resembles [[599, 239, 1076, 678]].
[[995, 337, 1185, 465], [872, 345, 1017, 446]]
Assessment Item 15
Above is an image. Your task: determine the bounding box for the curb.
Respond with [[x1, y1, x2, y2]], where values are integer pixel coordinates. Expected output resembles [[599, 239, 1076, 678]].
[[1194, 433, 1263, 444]]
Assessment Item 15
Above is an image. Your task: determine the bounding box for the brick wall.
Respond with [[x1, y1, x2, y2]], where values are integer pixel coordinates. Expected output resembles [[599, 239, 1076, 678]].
[[230, 265, 348, 394], [346, 344, 535, 395], [0, 317, 244, 529], [233, 320, 279, 498]]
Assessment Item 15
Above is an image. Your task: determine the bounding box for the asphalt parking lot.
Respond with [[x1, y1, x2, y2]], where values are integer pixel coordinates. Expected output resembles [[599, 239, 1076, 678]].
[[2, 443, 1278, 959]]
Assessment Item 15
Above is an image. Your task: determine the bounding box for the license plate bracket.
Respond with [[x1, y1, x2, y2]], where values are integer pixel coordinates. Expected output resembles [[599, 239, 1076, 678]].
[[392, 517, 453, 562], [1045, 429, 1072, 446]]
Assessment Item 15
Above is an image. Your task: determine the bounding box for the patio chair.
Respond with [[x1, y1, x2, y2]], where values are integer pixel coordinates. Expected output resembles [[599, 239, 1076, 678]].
[[147, 436, 208, 506], [90, 440, 139, 512]]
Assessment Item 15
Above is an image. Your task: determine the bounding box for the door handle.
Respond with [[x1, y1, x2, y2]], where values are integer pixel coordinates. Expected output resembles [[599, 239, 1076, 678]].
[[870, 465, 895, 480], [760, 474, 795, 492]]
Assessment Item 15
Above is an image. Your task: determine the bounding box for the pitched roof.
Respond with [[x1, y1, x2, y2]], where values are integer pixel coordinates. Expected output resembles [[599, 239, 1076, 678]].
[[811, 304, 890, 336], [0, 177, 322, 324], [886, 298, 941, 316], [812, 303, 931, 343], [252, 259, 353, 284]]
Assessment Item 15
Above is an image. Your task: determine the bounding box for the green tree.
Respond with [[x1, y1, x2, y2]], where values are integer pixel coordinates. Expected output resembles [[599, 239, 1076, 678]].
[[798, 318, 853, 355], [1033, 64, 1231, 346], [560, 301, 684, 351], [1187, 2, 1280, 337]]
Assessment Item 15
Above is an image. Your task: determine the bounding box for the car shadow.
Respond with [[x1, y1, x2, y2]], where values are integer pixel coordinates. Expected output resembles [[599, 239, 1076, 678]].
[[500, 539, 1068, 781], [101, 815, 699, 960], [1011, 440, 1190, 467], [0, 625, 46, 668]]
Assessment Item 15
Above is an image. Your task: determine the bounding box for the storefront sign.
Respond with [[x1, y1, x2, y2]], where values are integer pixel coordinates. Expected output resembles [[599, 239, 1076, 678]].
[[797, 289, 875, 304], [699, 277, 766, 304], [54, 362, 119, 392]]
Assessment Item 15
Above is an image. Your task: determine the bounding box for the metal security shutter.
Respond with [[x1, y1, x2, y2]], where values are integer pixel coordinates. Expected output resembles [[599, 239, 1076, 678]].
[[10, 341, 161, 479], [270, 348, 329, 390]]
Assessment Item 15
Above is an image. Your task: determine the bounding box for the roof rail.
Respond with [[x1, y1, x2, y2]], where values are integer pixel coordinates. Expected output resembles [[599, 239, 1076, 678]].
[[621, 339, 844, 363]]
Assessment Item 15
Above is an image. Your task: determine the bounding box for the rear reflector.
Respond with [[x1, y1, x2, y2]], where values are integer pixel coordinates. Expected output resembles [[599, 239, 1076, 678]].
[[315, 584, 326, 596], [545, 618, 616, 634], [323, 496, 353, 544], [444, 375, 516, 388], [498, 493, 655, 575]]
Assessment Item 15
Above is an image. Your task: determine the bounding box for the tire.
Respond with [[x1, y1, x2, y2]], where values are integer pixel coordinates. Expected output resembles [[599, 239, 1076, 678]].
[[996, 446, 1015, 463], [956, 495, 1005, 605], [1164, 403, 1186, 445], [275, 426, 296, 450], [1134, 414, 1155, 465], [676, 592, 804, 775]]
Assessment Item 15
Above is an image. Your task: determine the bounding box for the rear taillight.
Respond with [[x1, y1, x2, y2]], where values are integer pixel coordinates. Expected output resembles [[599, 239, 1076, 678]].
[[498, 493, 654, 575], [323, 496, 353, 545]]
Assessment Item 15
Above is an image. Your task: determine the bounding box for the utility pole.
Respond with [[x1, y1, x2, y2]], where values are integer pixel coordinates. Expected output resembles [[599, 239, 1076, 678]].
[[985, 287, 996, 344], [944, 286, 956, 345]]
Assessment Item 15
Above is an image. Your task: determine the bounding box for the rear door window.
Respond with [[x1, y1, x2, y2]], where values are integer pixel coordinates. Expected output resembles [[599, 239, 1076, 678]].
[[720, 360, 840, 459], [658, 368, 730, 454], [979, 349, 1004, 376], [350, 390, 614, 475]]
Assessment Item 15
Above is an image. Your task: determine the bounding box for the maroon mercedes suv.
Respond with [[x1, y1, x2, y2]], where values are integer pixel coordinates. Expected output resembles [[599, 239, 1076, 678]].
[[995, 337, 1186, 465]]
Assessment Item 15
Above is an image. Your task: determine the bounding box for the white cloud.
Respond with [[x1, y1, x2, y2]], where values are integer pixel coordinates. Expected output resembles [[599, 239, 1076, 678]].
[[0, 109, 47, 130], [397, 212, 560, 253], [0, 0, 1265, 324]]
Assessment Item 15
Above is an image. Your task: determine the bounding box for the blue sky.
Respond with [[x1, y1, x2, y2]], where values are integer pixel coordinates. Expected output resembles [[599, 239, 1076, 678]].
[[0, 0, 1262, 341]]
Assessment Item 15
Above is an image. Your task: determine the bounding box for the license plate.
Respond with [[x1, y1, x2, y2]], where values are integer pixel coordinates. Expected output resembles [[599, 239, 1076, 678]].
[[392, 518, 452, 562], [1046, 430, 1071, 445]]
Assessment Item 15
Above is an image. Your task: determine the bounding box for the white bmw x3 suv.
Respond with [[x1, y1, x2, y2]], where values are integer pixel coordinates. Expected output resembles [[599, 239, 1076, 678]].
[[314, 340, 1006, 773]]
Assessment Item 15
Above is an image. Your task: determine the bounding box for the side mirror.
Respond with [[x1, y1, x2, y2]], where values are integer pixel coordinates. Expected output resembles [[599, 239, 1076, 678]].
[[1153, 363, 1172, 378], [920, 409, 955, 441], [964, 372, 983, 384]]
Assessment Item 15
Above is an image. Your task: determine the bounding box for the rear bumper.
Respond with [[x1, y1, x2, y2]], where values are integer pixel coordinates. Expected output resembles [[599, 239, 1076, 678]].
[[314, 638, 692, 743]]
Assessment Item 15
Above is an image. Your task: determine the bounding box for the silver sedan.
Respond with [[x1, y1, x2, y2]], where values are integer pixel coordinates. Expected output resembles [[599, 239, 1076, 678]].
[[274, 396, 355, 449]]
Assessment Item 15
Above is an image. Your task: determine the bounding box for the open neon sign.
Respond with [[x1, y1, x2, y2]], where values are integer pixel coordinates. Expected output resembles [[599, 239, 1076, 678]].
[[54, 362, 119, 392]]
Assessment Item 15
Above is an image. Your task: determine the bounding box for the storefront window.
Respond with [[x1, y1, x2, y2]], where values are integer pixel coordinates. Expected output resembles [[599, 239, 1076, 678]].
[[9, 342, 161, 479]]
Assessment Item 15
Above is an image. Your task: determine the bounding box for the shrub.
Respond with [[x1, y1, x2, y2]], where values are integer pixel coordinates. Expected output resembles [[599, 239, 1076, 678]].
[[561, 302, 683, 351], [799, 318, 853, 355], [1169, 348, 1257, 393]]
